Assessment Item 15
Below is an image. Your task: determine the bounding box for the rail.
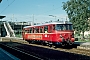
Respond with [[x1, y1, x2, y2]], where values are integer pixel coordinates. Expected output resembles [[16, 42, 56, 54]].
[[0, 38, 90, 60], [0, 43, 45, 60]]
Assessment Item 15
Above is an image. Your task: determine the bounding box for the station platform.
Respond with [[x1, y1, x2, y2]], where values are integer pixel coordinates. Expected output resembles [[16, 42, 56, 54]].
[[75, 41, 90, 50], [0, 48, 20, 60]]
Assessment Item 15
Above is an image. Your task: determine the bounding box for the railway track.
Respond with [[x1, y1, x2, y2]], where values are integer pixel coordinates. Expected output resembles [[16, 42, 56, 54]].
[[0, 43, 46, 60], [0, 38, 90, 60], [27, 43, 90, 56]]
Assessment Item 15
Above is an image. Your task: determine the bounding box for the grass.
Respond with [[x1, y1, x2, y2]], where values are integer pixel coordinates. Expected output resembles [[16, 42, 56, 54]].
[[15, 34, 22, 38], [75, 38, 90, 42], [74, 34, 90, 42]]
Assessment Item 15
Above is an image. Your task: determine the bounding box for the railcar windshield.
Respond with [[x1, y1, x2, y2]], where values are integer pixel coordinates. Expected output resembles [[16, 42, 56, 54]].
[[55, 24, 73, 30]]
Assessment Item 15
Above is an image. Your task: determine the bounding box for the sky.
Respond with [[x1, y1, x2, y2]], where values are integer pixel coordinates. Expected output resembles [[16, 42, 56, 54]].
[[0, 0, 68, 23]]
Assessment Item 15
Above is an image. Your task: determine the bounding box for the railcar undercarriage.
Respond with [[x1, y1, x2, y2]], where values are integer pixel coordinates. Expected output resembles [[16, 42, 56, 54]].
[[25, 39, 74, 47]]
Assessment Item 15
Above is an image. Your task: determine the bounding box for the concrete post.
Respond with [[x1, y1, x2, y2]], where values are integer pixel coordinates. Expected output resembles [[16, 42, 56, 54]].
[[0, 37, 2, 41]]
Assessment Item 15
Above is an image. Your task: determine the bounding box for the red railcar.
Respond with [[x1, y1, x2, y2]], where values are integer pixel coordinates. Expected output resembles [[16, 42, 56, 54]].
[[22, 21, 75, 46]]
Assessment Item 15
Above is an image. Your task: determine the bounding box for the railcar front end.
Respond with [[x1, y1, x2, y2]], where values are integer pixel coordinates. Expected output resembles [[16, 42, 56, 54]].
[[51, 24, 75, 46]]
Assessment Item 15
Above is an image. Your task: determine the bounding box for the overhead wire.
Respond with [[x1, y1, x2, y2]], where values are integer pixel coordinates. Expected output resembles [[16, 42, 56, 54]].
[[0, 0, 61, 15], [0, 0, 15, 14], [43, 6, 61, 14]]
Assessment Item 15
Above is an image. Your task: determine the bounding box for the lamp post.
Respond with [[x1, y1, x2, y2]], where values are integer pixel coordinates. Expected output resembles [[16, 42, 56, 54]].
[[21, 21, 23, 37]]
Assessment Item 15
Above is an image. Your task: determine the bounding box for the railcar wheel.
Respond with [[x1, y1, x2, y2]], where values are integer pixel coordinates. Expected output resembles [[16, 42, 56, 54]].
[[52, 45, 57, 49], [28, 40, 32, 44], [41, 41, 46, 46], [29, 41, 31, 44], [31, 40, 35, 44], [48, 42, 53, 48], [48, 44, 52, 48], [68, 40, 73, 45], [61, 42, 65, 46], [41, 42, 44, 45]]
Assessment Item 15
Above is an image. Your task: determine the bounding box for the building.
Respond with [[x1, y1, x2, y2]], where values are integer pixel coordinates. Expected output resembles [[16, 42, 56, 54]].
[[0, 21, 31, 37]]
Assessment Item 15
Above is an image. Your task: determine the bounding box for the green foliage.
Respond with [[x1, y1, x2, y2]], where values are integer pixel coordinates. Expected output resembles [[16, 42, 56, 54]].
[[63, 0, 90, 38], [0, 0, 2, 3]]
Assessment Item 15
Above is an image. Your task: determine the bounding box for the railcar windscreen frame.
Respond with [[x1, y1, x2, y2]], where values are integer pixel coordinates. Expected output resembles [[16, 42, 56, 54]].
[[55, 24, 73, 31]]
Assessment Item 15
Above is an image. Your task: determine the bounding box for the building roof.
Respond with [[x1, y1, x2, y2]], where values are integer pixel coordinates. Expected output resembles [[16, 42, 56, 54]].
[[0, 16, 6, 19]]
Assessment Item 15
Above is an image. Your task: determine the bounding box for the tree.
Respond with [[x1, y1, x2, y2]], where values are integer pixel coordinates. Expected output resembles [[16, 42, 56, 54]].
[[62, 0, 90, 38], [0, 0, 2, 3]]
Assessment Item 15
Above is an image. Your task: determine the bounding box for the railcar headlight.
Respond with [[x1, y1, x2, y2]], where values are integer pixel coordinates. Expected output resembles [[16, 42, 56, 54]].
[[64, 34, 66, 36]]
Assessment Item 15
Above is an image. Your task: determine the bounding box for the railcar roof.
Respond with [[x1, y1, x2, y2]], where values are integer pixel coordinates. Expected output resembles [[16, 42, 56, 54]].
[[23, 21, 72, 28]]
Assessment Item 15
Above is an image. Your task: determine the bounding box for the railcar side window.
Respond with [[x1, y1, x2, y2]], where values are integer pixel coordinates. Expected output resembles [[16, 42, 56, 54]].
[[56, 24, 73, 30], [56, 24, 63, 30], [44, 26, 48, 33], [34, 28, 39, 33], [34, 28, 36, 33], [25, 30, 29, 33], [40, 27, 43, 33], [30, 28, 32, 33], [36, 28, 39, 33], [69, 25, 73, 30]]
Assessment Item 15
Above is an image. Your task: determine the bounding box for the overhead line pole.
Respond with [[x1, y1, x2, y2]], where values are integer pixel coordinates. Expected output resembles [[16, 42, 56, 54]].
[[33, 14, 34, 26]]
